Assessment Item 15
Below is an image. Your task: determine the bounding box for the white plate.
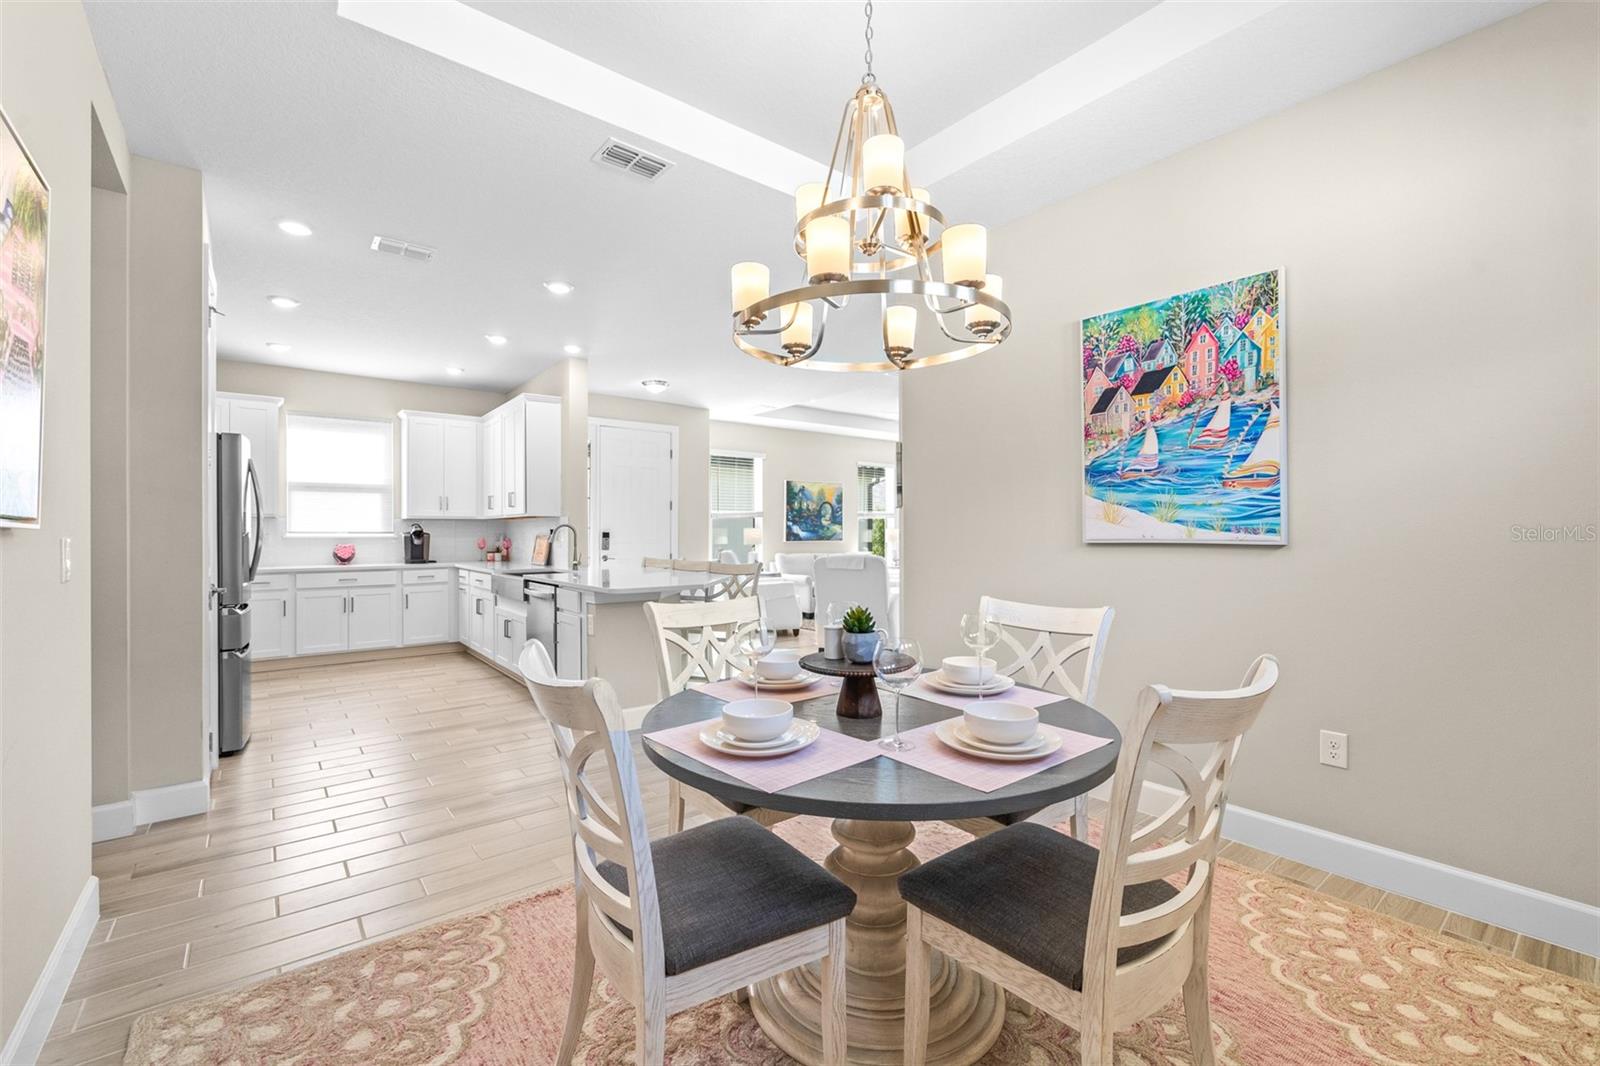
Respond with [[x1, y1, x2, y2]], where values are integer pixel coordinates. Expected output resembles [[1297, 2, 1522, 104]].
[[708, 727, 794, 750], [951, 721, 1048, 754], [922, 671, 1016, 697], [935, 720, 1062, 762], [732, 671, 818, 691], [699, 719, 820, 758]]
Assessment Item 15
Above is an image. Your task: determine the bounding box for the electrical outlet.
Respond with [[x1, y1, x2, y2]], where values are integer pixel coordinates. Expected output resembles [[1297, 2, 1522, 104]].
[[59, 537, 71, 583], [1319, 729, 1348, 769]]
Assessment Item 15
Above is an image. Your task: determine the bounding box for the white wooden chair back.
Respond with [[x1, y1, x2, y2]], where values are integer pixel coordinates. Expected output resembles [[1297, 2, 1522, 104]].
[[643, 556, 675, 570], [643, 597, 762, 697], [519, 651, 665, 993], [1083, 655, 1279, 1006], [672, 559, 711, 572], [979, 596, 1114, 703], [707, 561, 760, 600]]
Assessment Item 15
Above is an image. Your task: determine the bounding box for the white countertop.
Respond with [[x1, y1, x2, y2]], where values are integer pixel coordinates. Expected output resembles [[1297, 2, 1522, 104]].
[[256, 561, 455, 575], [524, 563, 722, 596]]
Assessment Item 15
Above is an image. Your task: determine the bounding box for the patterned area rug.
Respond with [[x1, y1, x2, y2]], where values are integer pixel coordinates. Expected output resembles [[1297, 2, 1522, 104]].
[[124, 818, 1599, 1065]]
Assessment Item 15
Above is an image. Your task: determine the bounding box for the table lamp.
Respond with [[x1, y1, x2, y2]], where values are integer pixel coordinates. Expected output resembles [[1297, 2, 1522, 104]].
[[743, 526, 762, 564]]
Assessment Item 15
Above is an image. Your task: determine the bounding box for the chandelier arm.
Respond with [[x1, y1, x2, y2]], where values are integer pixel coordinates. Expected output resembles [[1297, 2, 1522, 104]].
[[821, 93, 857, 203]]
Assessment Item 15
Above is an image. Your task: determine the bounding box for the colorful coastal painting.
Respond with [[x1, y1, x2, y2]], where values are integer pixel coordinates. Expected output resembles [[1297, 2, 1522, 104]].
[[1080, 270, 1285, 545], [0, 110, 48, 528], [785, 480, 843, 542]]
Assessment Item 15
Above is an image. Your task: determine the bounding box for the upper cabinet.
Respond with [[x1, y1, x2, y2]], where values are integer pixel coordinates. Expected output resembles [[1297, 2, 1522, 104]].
[[216, 392, 283, 516], [399, 412, 480, 519], [397, 395, 559, 520]]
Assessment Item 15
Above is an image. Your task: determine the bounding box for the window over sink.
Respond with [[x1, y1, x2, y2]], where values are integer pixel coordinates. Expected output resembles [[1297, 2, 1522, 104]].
[[285, 414, 394, 535]]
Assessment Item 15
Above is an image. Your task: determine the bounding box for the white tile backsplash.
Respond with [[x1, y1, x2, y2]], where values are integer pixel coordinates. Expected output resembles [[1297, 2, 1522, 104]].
[[258, 516, 568, 568]]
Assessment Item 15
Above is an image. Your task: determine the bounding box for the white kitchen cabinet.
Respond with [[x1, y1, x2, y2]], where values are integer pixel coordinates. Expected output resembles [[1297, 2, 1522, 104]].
[[402, 582, 450, 645], [456, 583, 468, 645], [522, 397, 562, 516], [347, 585, 400, 650], [295, 587, 349, 656], [500, 400, 525, 515], [216, 392, 283, 516], [556, 606, 583, 681], [250, 585, 294, 660], [468, 590, 493, 655], [399, 412, 480, 518], [494, 604, 526, 669], [481, 410, 502, 516]]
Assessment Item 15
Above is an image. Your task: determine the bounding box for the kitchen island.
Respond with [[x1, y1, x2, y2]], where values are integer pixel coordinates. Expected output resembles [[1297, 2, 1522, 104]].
[[522, 563, 726, 710]]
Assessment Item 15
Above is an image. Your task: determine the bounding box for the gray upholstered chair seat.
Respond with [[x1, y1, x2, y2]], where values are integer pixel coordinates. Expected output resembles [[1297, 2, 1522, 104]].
[[898, 822, 1178, 991], [598, 817, 856, 975]]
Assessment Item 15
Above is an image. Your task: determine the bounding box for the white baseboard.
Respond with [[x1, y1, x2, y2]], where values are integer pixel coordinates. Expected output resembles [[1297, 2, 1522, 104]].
[[1135, 782, 1600, 957], [132, 778, 210, 826], [622, 704, 652, 730], [0, 877, 99, 1066], [91, 800, 136, 843]]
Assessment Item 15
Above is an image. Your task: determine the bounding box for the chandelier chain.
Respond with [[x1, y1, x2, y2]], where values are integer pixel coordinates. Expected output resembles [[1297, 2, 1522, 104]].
[[861, 0, 876, 84]]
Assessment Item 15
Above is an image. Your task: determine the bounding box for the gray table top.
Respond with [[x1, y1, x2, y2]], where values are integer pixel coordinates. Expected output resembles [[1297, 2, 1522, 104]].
[[640, 687, 1121, 822]]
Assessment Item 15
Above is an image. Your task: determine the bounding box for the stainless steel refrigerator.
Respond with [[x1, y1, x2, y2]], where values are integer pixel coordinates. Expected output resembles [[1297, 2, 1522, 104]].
[[217, 432, 263, 754]]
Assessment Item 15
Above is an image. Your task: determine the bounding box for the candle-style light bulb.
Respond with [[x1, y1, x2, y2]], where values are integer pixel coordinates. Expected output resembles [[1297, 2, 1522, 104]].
[[863, 134, 905, 195], [781, 303, 814, 357], [794, 182, 826, 223], [966, 274, 1004, 336], [730, 262, 769, 328], [942, 224, 988, 288], [806, 216, 850, 283], [883, 305, 917, 365]]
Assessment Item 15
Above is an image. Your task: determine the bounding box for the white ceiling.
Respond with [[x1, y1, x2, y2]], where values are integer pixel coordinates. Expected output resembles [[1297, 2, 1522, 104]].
[[84, 0, 1529, 432]]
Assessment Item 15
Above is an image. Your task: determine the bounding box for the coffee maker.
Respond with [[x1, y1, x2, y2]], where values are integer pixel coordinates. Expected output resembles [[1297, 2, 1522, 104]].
[[405, 523, 432, 563]]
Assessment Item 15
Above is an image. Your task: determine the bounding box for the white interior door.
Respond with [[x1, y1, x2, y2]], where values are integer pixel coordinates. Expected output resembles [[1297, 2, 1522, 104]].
[[590, 420, 675, 566]]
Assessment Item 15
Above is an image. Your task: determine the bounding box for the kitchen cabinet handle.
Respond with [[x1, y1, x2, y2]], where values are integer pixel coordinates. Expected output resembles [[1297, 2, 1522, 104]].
[[405, 593, 410, 609], [487, 494, 494, 509], [341, 597, 346, 614], [350, 595, 355, 613], [508, 492, 516, 509], [475, 600, 484, 615], [444, 495, 449, 511], [338, 577, 357, 583], [281, 600, 286, 617]]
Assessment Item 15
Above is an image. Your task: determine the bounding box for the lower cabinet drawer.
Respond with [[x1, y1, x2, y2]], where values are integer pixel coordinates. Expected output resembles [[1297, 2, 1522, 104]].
[[402, 568, 449, 585], [298, 569, 398, 589]]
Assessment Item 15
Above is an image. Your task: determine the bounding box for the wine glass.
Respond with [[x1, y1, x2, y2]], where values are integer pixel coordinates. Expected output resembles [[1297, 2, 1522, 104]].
[[875, 637, 922, 751], [959, 613, 1000, 700], [743, 614, 778, 697]]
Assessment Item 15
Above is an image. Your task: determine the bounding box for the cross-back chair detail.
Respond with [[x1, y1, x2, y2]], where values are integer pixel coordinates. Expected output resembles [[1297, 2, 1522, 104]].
[[980, 597, 1114, 704], [707, 561, 760, 600], [518, 641, 847, 1065], [904, 654, 1279, 1066], [642, 598, 791, 832]]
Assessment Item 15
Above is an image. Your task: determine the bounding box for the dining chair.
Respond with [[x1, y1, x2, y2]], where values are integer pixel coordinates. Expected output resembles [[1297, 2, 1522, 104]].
[[708, 560, 761, 600], [517, 643, 852, 1066], [900, 655, 1280, 1066], [643, 556, 676, 569], [951, 597, 1114, 839], [642, 598, 792, 832], [811, 553, 896, 640]]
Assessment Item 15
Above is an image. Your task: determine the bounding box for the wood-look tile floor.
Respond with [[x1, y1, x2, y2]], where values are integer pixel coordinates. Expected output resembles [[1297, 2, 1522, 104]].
[[39, 647, 1598, 1064]]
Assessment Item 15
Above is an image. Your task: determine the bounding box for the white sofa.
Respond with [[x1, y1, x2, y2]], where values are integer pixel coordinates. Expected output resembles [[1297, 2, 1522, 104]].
[[772, 552, 821, 615]]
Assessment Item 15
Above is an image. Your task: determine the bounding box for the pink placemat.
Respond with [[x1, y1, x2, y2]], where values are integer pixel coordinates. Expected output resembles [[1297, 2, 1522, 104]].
[[878, 721, 1113, 793], [905, 675, 1063, 713], [694, 677, 842, 705], [644, 718, 880, 794]]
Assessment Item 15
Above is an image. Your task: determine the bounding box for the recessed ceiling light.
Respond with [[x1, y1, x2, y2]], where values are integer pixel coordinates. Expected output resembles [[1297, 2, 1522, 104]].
[[484, 334, 507, 346], [276, 220, 313, 237], [543, 281, 574, 296], [445, 366, 465, 376], [563, 343, 582, 355], [268, 295, 300, 310], [265, 342, 291, 353], [641, 378, 670, 394]]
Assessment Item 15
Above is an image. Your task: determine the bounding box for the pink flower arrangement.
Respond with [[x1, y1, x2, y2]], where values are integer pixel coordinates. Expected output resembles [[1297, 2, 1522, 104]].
[[500, 536, 512, 555], [332, 543, 356, 565], [476, 536, 488, 552]]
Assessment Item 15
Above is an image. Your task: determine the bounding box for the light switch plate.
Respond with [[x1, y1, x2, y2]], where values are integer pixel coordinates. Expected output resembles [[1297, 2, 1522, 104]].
[[59, 537, 71, 582]]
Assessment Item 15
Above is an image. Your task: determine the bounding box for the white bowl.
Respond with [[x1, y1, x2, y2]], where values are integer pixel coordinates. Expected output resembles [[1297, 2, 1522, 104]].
[[963, 701, 1039, 746], [942, 656, 997, 686], [721, 698, 794, 742], [756, 649, 803, 681]]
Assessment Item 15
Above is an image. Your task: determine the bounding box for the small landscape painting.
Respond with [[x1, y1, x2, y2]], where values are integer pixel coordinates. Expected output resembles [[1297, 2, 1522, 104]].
[[1081, 270, 1284, 545], [0, 110, 48, 528], [785, 480, 843, 542]]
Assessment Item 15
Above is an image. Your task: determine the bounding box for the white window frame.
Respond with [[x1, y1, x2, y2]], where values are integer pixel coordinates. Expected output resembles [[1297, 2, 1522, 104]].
[[856, 460, 896, 563], [709, 449, 764, 559], [284, 413, 395, 537]]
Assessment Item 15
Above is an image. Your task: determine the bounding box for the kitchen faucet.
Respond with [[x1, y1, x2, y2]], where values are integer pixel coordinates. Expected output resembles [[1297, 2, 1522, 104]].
[[551, 523, 580, 569]]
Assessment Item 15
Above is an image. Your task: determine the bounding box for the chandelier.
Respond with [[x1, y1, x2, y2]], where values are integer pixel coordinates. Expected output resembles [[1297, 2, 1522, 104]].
[[728, 2, 1011, 372]]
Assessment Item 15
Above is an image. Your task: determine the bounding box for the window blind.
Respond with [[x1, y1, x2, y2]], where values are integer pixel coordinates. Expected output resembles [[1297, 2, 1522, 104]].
[[710, 454, 757, 514], [285, 414, 394, 534], [858, 463, 891, 515]]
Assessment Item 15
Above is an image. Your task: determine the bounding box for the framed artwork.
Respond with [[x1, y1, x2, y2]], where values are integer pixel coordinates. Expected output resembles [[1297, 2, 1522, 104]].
[[532, 534, 551, 565], [785, 480, 843, 542], [1080, 269, 1285, 545], [0, 107, 48, 528]]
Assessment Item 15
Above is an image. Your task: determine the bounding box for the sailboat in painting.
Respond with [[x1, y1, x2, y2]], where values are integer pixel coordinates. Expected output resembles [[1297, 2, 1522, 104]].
[[1119, 423, 1160, 479], [1190, 397, 1231, 450], [1222, 404, 1282, 489]]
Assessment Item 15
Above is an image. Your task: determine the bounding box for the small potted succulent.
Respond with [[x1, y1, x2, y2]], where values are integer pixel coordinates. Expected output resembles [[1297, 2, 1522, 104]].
[[841, 604, 881, 664]]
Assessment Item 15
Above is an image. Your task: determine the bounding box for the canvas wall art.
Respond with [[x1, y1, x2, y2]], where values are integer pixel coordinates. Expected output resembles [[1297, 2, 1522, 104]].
[[0, 109, 48, 528], [1080, 269, 1284, 544], [785, 480, 843, 542]]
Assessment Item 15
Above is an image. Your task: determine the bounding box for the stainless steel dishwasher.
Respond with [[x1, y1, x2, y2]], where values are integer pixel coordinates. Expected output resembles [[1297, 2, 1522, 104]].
[[523, 578, 557, 669]]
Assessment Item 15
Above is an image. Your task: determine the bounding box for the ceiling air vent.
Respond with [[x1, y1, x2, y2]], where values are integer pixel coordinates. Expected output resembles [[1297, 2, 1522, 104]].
[[592, 138, 673, 181], [369, 235, 436, 263]]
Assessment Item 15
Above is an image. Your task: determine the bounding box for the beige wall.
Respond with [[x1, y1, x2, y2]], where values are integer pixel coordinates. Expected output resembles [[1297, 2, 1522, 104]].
[[0, 0, 130, 1040], [588, 394, 711, 556], [90, 186, 130, 807], [709, 421, 897, 561], [127, 157, 208, 794], [901, 3, 1598, 904]]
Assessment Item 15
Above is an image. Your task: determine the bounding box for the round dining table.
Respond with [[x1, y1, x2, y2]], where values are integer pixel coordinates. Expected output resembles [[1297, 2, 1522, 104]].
[[641, 682, 1122, 1066]]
